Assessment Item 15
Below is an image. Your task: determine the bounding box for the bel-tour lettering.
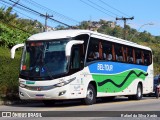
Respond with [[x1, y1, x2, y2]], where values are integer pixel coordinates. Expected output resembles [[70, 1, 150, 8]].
[[97, 63, 113, 71]]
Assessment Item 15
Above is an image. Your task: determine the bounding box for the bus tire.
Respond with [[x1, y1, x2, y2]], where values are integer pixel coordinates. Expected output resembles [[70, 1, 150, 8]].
[[83, 84, 96, 105], [133, 84, 143, 100], [43, 100, 55, 106], [155, 90, 159, 99]]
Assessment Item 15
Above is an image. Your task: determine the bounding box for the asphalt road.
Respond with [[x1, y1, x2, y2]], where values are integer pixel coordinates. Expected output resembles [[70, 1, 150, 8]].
[[0, 96, 160, 120]]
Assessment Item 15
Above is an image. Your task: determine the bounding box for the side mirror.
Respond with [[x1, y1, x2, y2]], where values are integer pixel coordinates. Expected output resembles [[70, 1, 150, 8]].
[[65, 40, 84, 57], [11, 43, 24, 59]]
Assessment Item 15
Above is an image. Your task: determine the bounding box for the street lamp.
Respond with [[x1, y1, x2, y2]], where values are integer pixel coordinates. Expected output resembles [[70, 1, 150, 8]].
[[130, 23, 154, 41]]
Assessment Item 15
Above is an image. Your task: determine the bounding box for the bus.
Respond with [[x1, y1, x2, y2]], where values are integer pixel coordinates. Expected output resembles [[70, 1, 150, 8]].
[[11, 30, 153, 105]]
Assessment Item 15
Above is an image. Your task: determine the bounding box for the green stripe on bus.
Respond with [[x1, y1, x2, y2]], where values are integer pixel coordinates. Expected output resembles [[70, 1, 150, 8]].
[[92, 69, 148, 93]]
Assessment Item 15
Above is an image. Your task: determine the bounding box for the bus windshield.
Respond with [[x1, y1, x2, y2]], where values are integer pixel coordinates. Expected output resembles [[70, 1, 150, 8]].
[[20, 39, 69, 80]]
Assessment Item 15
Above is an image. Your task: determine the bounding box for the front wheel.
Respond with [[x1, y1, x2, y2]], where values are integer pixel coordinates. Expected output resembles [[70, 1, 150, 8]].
[[83, 84, 96, 105], [155, 89, 159, 99], [133, 84, 143, 100]]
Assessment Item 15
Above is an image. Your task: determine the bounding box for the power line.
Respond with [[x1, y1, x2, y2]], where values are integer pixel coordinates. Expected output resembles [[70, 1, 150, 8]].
[[87, 0, 120, 17], [99, 0, 130, 17], [11, 0, 19, 8], [2, 21, 32, 34], [0, 0, 71, 27], [0, 0, 61, 30], [0, 1, 36, 21], [0, 0, 72, 29], [0, 0, 47, 30], [0, 1, 32, 34], [21, 0, 80, 24], [25, 0, 79, 24], [0, 16, 32, 34], [0, 0, 41, 17], [80, 0, 115, 18], [13, 8, 36, 20], [7, 0, 72, 27]]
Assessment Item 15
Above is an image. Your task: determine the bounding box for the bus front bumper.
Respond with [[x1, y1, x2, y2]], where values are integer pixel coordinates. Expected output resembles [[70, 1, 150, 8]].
[[19, 85, 71, 100]]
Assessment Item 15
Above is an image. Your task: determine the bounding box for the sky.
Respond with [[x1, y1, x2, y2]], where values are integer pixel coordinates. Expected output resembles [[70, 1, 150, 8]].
[[0, 0, 160, 36]]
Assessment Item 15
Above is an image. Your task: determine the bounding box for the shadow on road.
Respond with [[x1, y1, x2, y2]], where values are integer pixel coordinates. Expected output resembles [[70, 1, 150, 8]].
[[4, 97, 125, 108], [4, 96, 157, 108]]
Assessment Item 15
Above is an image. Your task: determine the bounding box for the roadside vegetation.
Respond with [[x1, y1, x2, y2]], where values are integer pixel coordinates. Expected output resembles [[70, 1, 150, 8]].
[[0, 7, 160, 101], [0, 47, 21, 100]]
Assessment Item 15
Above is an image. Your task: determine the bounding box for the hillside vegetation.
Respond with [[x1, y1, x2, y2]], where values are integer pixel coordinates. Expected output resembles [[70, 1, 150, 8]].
[[0, 7, 160, 100]]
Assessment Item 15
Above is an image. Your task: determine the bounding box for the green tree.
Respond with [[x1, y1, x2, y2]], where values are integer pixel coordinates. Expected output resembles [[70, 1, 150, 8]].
[[79, 21, 90, 29]]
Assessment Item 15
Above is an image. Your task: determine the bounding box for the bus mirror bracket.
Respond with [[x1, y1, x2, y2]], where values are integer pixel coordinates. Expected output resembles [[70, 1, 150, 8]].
[[11, 43, 24, 59], [65, 40, 84, 57]]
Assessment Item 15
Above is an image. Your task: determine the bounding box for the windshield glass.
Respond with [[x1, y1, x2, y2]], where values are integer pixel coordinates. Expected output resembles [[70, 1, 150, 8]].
[[20, 39, 69, 80]]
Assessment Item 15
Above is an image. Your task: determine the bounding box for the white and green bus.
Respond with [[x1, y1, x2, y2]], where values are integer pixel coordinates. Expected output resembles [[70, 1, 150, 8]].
[[11, 30, 153, 105]]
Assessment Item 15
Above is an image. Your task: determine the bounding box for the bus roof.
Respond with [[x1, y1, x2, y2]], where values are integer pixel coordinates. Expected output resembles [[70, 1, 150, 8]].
[[28, 30, 151, 51], [28, 30, 90, 41]]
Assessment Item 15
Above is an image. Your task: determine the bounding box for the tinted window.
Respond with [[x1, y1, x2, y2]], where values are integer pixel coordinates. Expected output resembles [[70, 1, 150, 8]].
[[87, 37, 99, 62]]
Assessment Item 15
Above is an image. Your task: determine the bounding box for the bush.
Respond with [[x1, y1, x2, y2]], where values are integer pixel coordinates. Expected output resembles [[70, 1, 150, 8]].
[[0, 47, 22, 100]]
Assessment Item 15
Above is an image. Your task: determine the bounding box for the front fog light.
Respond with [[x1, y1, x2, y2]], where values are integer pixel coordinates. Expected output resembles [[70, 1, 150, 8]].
[[59, 90, 66, 96], [19, 92, 24, 96]]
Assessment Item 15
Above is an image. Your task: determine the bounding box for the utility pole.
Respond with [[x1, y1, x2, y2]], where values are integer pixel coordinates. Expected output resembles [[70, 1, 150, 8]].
[[116, 16, 134, 40], [12, 0, 20, 8], [88, 16, 93, 30], [41, 13, 53, 32]]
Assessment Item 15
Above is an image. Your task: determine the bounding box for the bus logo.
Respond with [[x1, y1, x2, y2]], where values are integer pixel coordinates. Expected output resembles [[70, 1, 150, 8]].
[[37, 87, 41, 91]]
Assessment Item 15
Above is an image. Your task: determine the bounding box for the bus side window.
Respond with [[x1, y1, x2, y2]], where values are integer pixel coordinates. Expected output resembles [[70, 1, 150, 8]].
[[87, 38, 99, 62], [122, 46, 126, 62], [144, 52, 147, 65], [89, 45, 99, 60], [99, 41, 103, 60], [102, 41, 112, 61], [135, 49, 142, 65], [115, 44, 123, 62], [141, 51, 144, 65], [144, 51, 152, 66], [112, 44, 116, 61], [106, 47, 112, 61], [127, 47, 133, 63], [133, 48, 136, 64]]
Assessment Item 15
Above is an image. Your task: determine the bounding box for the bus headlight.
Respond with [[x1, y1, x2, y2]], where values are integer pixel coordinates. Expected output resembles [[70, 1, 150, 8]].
[[54, 81, 68, 87], [54, 77, 76, 87], [54, 82, 65, 87], [19, 83, 26, 88]]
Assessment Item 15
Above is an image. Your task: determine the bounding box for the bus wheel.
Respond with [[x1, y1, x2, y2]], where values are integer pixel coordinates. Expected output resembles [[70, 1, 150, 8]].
[[43, 100, 55, 106], [83, 84, 96, 105], [155, 89, 159, 99], [134, 84, 142, 100]]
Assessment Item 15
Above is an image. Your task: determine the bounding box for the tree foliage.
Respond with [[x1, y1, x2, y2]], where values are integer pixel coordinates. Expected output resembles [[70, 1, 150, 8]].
[[0, 7, 42, 48]]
